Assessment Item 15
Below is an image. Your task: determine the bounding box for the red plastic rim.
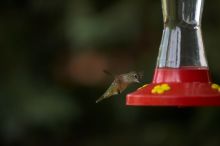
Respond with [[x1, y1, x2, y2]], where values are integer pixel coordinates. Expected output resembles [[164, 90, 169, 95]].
[[127, 82, 220, 106], [153, 67, 211, 83], [126, 67, 220, 106]]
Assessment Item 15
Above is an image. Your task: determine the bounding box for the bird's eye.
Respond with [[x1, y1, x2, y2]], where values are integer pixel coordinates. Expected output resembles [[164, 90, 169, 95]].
[[134, 74, 138, 78]]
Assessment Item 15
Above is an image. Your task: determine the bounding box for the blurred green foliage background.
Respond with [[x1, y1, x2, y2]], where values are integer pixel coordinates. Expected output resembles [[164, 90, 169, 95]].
[[1, 0, 220, 146]]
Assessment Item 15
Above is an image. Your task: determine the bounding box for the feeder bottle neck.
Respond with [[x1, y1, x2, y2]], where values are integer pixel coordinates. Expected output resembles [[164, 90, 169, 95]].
[[157, 0, 208, 68]]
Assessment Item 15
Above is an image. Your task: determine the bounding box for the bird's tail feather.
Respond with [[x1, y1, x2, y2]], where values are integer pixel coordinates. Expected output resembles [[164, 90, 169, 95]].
[[96, 96, 105, 103]]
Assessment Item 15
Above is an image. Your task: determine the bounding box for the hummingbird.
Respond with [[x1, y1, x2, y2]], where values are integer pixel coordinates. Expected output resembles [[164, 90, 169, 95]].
[[96, 70, 143, 103]]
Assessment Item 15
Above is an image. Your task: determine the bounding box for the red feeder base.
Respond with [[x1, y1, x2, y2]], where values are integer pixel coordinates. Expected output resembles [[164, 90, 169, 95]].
[[126, 67, 220, 106]]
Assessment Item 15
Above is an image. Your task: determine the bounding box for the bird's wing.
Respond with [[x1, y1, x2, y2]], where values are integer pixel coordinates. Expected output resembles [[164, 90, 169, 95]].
[[103, 70, 114, 77]]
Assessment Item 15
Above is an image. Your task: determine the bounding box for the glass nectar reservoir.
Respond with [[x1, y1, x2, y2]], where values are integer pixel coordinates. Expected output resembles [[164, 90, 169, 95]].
[[126, 0, 220, 106]]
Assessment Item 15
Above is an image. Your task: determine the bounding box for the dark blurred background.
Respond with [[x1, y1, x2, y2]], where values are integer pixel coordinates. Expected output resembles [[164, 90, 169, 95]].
[[1, 0, 220, 146]]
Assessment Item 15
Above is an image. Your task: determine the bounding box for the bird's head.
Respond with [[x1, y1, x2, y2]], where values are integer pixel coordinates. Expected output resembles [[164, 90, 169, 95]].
[[122, 71, 143, 83]]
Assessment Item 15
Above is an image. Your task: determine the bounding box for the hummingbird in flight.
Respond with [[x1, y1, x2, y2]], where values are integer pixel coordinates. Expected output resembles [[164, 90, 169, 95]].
[[96, 70, 143, 103]]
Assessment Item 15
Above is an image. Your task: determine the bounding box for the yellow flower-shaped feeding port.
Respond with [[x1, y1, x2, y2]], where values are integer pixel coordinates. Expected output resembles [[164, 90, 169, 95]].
[[211, 83, 220, 92], [137, 84, 148, 90], [151, 83, 171, 94]]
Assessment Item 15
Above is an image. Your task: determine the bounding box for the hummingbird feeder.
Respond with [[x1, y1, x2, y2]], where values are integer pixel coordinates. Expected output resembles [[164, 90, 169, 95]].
[[126, 0, 220, 106]]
